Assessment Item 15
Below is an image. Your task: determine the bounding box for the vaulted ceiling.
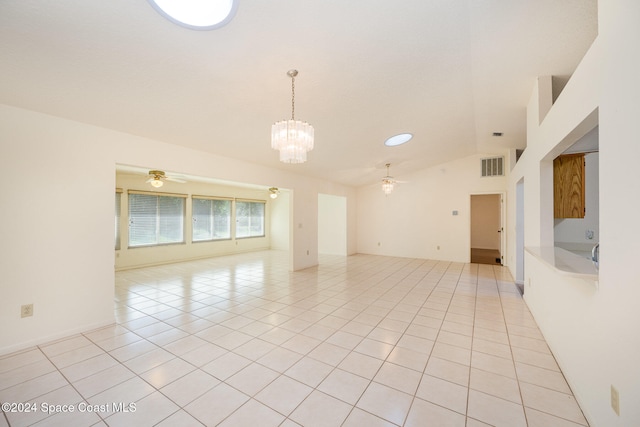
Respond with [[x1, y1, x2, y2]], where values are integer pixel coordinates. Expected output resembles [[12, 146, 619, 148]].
[[0, 1, 597, 187]]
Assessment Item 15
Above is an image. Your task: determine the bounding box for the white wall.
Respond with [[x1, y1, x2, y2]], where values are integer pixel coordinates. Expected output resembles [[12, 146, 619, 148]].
[[357, 154, 507, 262], [0, 104, 356, 355], [506, 3, 640, 423], [318, 193, 347, 255], [115, 172, 277, 270], [270, 190, 290, 251]]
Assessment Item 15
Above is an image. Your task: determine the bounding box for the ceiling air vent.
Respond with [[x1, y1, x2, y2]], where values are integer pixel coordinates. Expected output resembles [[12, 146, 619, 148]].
[[481, 156, 504, 177]]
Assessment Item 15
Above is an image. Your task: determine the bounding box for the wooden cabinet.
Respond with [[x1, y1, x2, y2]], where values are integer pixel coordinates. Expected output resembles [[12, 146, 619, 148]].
[[554, 153, 585, 218]]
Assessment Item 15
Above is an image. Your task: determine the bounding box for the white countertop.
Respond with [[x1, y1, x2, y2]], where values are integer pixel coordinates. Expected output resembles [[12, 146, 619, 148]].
[[525, 246, 598, 281]]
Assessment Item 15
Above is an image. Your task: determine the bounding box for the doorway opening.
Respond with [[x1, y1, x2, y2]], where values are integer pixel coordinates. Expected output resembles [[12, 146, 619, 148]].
[[470, 193, 503, 265]]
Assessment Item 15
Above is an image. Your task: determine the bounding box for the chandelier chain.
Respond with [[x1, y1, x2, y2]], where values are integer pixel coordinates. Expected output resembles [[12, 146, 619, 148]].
[[291, 74, 295, 120]]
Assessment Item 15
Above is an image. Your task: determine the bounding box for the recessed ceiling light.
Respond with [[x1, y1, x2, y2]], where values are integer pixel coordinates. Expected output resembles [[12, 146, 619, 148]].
[[148, 0, 238, 30], [384, 133, 413, 147]]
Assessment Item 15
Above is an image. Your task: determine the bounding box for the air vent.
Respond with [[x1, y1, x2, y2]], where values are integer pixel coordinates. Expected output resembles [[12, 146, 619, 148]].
[[481, 157, 504, 177]]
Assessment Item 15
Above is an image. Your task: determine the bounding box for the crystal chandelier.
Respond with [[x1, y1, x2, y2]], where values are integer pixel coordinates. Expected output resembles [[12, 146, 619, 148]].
[[271, 70, 314, 163], [382, 163, 395, 195]]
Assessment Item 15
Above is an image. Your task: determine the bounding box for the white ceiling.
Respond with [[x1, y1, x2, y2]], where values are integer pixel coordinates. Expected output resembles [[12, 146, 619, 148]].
[[0, 0, 597, 187]]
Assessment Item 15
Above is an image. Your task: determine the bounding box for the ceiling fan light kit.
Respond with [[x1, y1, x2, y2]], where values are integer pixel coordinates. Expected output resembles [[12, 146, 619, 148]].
[[146, 170, 186, 188], [271, 70, 314, 164], [382, 163, 396, 195]]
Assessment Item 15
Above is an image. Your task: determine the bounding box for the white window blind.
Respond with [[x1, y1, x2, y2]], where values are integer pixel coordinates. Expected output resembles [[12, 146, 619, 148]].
[[236, 200, 265, 238], [128, 193, 185, 247], [192, 197, 232, 241]]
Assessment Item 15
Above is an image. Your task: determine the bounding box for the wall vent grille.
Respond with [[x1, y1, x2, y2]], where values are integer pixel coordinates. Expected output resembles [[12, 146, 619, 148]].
[[481, 157, 504, 177]]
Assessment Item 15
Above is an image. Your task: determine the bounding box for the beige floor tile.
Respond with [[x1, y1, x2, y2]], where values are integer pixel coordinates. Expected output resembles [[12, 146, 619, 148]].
[[386, 346, 429, 373], [49, 344, 106, 369], [179, 342, 227, 367], [73, 364, 135, 399], [416, 374, 468, 414], [155, 409, 204, 427], [285, 357, 333, 388], [354, 338, 394, 360], [356, 382, 413, 426], [1, 252, 592, 426], [437, 330, 473, 349], [467, 389, 527, 427], [525, 406, 589, 427], [59, 353, 119, 383], [139, 357, 195, 388], [432, 342, 471, 366], [520, 382, 588, 425], [254, 375, 313, 416], [512, 347, 560, 371], [201, 351, 251, 380], [0, 371, 67, 403], [218, 399, 285, 427], [317, 368, 370, 405], [338, 352, 384, 380], [405, 397, 466, 427], [342, 407, 397, 427], [289, 390, 353, 427], [185, 382, 250, 426], [226, 363, 279, 396], [5, 384, 83, 427], [374, 362, 422, 395], [87, 377, 154, 417], [257, 347, 303, 373], [515, 362, 572, 394], [471, 351, 517, 379], [0, 349, 47, 374], [105, 391, 179, 427], [160, 369, 220, 407], [281, 334, 322, 355], [0, 359, 56, 391], [472, 337, 512, 360], [470, 367, 521, 403]]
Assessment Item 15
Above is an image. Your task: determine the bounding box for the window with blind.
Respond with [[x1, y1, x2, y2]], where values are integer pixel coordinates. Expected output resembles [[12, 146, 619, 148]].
[[192, 197, 232, 242], [236, 200, 265, 238], [115, 191, 122, 250], [128, 192, 185, 247]]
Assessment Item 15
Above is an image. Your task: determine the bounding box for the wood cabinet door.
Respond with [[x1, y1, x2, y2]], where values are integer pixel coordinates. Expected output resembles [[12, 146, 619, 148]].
[[553, 153, 585, 218]]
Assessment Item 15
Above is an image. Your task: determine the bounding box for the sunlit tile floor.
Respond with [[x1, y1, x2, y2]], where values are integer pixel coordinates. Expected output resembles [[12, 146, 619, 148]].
[[1, 251, 589, 426]]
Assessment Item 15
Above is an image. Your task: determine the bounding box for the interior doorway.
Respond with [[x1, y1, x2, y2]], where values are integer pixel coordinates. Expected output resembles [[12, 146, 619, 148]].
[[470, 193, 503, 265]]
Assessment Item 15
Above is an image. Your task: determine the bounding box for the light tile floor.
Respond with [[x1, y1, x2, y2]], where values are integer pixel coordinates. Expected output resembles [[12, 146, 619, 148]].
[[1, 251, 589, 426]]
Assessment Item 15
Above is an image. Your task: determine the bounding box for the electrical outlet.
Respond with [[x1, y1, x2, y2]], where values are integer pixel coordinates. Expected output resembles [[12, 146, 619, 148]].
[[21, 304, 33, 318], [611, 385, 620, 415]]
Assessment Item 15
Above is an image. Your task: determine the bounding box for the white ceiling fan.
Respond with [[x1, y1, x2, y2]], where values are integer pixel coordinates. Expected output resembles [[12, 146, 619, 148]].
[[146, 170, 186, 188]]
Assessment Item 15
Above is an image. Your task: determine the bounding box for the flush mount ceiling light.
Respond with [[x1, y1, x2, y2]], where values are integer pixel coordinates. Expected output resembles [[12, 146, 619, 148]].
[[271, 70, 314, 164], [148, 0, 238, 30], [384, 133, 413, 147], [268, 187, 279, 199], [381, 163, 396, 195]]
